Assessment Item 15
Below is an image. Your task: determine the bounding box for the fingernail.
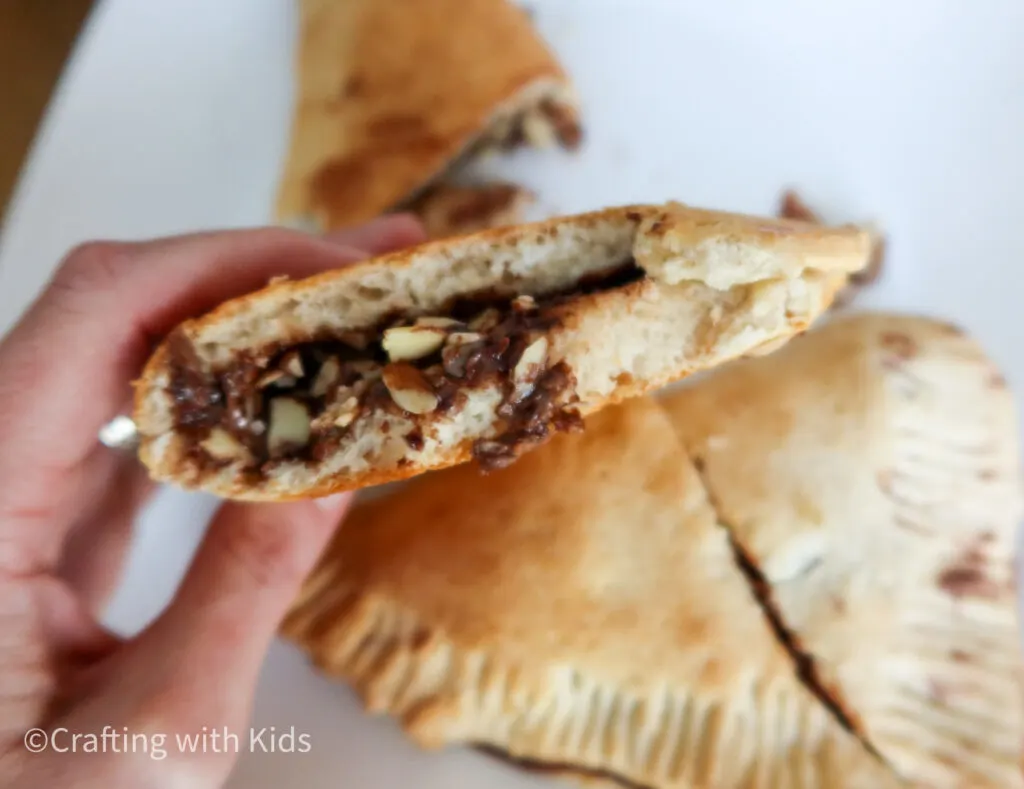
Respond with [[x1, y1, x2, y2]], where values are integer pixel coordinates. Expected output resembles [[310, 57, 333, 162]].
[[314, 492, 352, 512]]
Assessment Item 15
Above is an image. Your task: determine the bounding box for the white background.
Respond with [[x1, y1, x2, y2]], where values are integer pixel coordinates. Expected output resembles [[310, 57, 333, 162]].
[[0, 1, 1022, 786]]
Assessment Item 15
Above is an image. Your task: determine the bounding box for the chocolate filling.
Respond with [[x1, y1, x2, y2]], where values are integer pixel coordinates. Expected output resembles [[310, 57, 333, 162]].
[[167, 262, 643, 478]]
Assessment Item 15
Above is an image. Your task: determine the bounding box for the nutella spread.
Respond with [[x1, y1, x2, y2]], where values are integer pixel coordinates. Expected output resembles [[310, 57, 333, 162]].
[[167, 261, 643, 478]]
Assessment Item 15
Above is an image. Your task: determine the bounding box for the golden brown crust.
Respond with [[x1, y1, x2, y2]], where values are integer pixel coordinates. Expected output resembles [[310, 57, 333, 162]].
[[283, 398, 899, 788], [276, 0, 568, 230], [775, 190, 886, 305], [659, 313, 1024, 788], [138, 202, 865, 362]]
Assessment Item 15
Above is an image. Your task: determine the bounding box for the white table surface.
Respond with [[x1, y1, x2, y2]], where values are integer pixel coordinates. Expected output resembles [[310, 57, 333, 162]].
[[1, 0, 1022, 786]]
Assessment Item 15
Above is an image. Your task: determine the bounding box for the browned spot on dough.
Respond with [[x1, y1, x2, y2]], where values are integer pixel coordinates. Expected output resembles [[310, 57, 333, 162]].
[[409, 628, 431, 651], [342, 73, 367, 98], [692, 455, 706, 473], [934, 751, 960, 769], [936, 532, 1005, 598], [615, 372, 634, 386], [880, 331, 917, 360], [979, 530, 996, 543], [961, 540, 987, 569], [950, 648, 971, 663], [368, 113, 429, 138], [978, 469, 998, 481], [830, 594, 847, 614], [937, 566, 1001, 600], [990, 372, 1008, 389], [876, 469, 894, 494], [647, 219, 667, 234]]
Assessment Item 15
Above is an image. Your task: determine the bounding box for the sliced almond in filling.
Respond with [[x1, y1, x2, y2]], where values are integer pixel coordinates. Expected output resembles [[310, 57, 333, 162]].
[[382, 363, 438, 415], [382, 326, 447, 362], [512, 336, 548, 401], [267, 397, 312, 457], [310, 357, 342, 398], [446, 331, 483, 347], [200, 428, 251, 463], [279, 350, 305, 378], [415, 316, 462, 329]]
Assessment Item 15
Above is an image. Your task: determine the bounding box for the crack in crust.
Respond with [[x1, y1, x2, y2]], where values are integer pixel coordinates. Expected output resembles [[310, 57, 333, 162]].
[[688, 454, 894, 778]]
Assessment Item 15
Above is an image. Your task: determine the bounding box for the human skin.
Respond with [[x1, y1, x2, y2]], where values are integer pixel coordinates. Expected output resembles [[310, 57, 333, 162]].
[[0, 216, 425, 788]]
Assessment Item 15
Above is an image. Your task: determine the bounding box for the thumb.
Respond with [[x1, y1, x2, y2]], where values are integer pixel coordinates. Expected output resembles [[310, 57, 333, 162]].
[[131, 494, 351, 711]]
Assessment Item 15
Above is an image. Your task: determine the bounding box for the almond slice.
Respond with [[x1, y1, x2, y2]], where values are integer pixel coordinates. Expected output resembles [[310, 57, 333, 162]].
[[415, 316, 461, 329], [512, 295, 537, 312], [512, 337, 549, 400], [280, 351, 305, 378], [267, 397, 311, 457], [522, 110, 557, 148], [311, 357, 341, 397], [257, 369, 294, 389], [334, 396, 360, 428], [200, 428, 251, 462], [382, 326, 446, 362], [382, 363, 438, 415], [445, 331, 483, 347], [469, 308, 501, 332]]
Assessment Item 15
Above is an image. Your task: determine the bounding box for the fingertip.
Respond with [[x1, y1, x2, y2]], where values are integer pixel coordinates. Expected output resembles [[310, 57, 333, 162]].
[[324, 214, 427, 255], [379, 212, 429, 247]]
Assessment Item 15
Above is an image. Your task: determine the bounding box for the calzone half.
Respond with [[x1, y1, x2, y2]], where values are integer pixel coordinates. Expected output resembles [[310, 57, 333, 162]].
[[662, 313, 1024, 788], [276, 0, 580, 237], [133, 203, 868, 500], [283, 396, 899, 789]]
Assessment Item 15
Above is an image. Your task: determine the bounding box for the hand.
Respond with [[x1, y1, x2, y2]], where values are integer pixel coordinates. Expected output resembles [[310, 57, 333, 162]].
[[0, 217, 426, 788]]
